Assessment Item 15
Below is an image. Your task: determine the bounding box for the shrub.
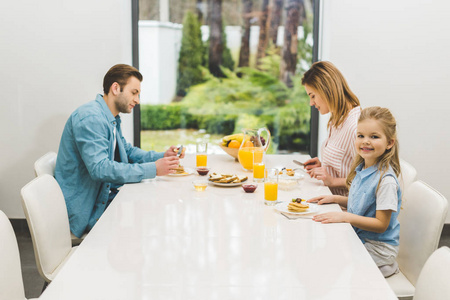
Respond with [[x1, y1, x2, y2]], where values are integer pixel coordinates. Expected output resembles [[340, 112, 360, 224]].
[[176, 11, 204, 97]]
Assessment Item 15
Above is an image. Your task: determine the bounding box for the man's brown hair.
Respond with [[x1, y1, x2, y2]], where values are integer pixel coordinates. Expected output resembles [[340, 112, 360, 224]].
[[103, 64, 143, 94]]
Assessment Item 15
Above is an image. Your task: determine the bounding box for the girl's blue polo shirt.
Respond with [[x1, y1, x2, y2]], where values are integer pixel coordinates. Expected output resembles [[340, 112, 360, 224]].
[[348, 163, 402, 246]]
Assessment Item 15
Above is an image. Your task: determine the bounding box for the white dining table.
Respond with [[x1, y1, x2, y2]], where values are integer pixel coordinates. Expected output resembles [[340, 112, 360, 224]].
[[39, 154, 397, 300]]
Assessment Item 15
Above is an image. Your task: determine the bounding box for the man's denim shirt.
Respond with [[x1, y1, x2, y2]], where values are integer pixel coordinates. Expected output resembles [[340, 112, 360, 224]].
[[55, 94, 164, 237]]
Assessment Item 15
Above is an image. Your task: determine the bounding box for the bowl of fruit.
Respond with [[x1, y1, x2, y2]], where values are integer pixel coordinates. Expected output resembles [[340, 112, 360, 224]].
[[219, 133, 244, 160]]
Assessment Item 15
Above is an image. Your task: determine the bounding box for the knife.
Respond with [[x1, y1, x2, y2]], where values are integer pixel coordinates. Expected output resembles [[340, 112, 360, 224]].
[[177, 145, 183, 157], [293, 159, 305, 166]]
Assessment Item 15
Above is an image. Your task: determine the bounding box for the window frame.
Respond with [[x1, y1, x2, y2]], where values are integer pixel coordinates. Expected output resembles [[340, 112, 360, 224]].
[[131, 0, 320, 157]]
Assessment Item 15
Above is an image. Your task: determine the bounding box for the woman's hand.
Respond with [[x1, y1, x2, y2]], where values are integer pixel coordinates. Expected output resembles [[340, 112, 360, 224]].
[[303, 157, 321, 171], [307, 195, 336, 205], [307, 167, 335, 187], [304, 157, 321, 170], [312, 212, 349, 224]]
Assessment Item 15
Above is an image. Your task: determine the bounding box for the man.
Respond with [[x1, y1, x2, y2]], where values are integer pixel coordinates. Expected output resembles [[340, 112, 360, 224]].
[[55, 64, 182, 238]]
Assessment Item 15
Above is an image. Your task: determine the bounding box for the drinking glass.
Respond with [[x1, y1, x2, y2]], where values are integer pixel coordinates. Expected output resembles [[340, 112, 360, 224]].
[[264, 168, 278, 206], [253, 149, 265, 182], [196, 142, 208, 167]]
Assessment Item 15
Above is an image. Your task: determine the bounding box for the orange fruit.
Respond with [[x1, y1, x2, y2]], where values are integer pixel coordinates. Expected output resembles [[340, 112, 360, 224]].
[[243, 141, 254, 148], [228, 140, 240, 148]]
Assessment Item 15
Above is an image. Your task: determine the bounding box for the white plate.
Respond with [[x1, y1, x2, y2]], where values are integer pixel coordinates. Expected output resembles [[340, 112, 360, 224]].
[[167, 167, 194, 177], [274, 201, 319, 215], [209, 179, 247, 187]]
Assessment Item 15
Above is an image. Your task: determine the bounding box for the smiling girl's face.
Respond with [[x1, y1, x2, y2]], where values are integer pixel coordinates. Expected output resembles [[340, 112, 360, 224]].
[[304, 84, 330, 115], [355, 118, 395, 168]]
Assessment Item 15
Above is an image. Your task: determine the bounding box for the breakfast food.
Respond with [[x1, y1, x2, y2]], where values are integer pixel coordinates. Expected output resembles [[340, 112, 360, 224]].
[[173, 165, 188, 175], [173, 147, 186, 155], [242, 184, 257, 193], [279, 169, 295, 176], [196, 167, 210, 176], [288, 198, 309, 212], [208, 173, 248, 184]]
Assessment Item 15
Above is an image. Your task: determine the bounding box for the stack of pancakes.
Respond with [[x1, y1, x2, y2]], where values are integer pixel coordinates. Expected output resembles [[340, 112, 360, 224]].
[[288, 201, 309, 212]]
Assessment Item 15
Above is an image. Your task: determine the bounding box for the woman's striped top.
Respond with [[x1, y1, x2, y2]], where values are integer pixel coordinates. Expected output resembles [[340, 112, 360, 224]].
[[321, 106, 361, 195]]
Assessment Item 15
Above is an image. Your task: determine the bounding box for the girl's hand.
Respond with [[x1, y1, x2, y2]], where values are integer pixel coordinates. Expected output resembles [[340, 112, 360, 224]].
[[312, 212, 349, 224], [307, 167, 334, 186], [307, 195, 336, 205], [303, 157, 321, 171]]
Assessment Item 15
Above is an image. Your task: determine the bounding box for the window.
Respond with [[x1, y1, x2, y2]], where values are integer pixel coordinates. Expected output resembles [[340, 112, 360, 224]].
[[133, 0, 319, 157]]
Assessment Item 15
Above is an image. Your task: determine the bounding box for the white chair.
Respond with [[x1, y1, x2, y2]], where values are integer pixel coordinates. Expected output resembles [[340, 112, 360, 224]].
[[413, 246, 450, 300], [20, 174, 77, 283], [34, 151, 86, 246], [399, 159, 417, 193], [34, 151, 57, 177], [386, 180, 448, 299], [0, 210, 38, 300]]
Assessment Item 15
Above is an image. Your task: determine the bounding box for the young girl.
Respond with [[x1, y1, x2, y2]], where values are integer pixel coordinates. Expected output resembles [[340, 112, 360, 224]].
[[309, 107, 402, 278]]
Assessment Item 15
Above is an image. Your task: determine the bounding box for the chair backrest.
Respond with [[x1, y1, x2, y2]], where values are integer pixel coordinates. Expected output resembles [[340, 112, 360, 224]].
[[34, 151, 57, 177], [413, 247, 450, 300], [20, 174, 72, 282], [398, 159, 417, 193], [397, 180, 448, 286], [0, 210, 26, 300]]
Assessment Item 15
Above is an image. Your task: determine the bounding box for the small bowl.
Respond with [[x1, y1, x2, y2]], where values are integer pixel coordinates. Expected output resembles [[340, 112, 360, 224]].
[[192, 180, 208, 192], [196, 167, 210, 176], [278, 169, 305, 191], [242, 183, 258, 193]]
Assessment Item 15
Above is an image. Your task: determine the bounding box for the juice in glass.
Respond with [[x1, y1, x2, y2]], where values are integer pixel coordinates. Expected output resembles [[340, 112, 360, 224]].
[[196, 154, 207, 167], [253, 162, 265, 182], [196, 142, 208, 167], [264, 168, 278, 206], [264, 182, 278, 204]]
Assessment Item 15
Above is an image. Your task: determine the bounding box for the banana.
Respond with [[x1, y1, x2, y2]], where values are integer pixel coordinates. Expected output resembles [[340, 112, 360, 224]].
[[222, 133, 245, 143]]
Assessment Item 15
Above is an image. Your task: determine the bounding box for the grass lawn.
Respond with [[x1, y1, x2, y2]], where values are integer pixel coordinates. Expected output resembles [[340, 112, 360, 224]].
[[140, 129, 224, 154]]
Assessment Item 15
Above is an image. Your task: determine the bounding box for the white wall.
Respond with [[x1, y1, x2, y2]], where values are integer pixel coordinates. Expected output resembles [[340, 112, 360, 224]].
[[319, 0, 450, 222], [139, 21, 182, 104], [0, 0, 134, 218]]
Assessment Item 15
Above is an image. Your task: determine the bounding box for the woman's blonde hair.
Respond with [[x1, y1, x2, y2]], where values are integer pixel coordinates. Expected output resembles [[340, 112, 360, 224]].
[[346, 107, 401, 189], [302, 61, 360, 128]]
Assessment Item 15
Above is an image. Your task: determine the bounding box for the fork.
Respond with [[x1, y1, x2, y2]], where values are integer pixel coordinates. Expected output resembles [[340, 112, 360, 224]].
[[177, 145, 183, 157]]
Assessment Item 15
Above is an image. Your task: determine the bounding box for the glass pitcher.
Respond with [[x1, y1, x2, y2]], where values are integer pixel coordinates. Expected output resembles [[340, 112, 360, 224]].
[[238, 127, 271, 171]]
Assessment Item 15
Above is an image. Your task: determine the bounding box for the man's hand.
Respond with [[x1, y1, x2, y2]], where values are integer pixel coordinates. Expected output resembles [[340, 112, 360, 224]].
[[164, 146, 185, 159], [303, 157, 321, 171], [155, 156, 180, 176]]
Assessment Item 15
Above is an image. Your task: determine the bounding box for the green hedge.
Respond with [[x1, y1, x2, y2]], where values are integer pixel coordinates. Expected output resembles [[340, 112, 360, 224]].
[[140, 104, 236, 135]]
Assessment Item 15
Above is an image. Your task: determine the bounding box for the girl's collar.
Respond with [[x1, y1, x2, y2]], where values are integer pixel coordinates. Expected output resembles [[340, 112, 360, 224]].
[[355, 162, 378, 177]]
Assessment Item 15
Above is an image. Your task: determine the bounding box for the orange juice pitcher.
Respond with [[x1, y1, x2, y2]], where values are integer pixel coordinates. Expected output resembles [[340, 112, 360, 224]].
[[237, 127, 271, 171]]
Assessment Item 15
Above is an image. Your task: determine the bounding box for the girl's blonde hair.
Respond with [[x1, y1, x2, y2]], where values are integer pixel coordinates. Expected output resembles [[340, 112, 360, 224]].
[[302, 61, 360, 128], [346, 107, 401, 189]]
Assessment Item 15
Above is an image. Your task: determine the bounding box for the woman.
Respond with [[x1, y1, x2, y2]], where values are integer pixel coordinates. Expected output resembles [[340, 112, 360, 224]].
[[302, 61, 361, 195]]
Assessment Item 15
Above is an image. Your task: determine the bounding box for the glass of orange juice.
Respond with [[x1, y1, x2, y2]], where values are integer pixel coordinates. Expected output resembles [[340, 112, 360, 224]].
[[196, 142, 208, 167], [264, 168, 278, 206], [253, 149, 265, 182]]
